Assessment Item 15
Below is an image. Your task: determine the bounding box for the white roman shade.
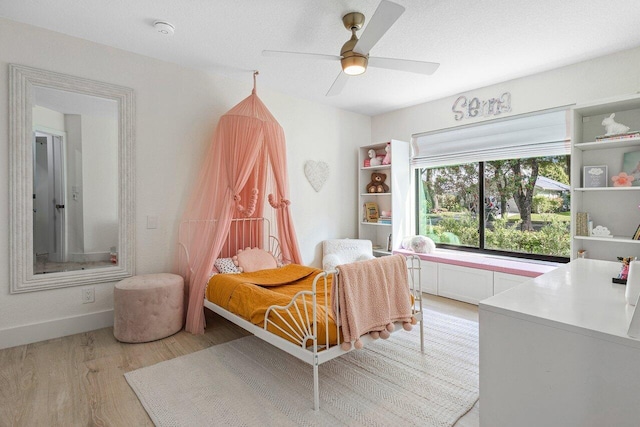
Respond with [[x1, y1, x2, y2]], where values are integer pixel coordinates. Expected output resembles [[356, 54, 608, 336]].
[[411, 108, 571, 168]]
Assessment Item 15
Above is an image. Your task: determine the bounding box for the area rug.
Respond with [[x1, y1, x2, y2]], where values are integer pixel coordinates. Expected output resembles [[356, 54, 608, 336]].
[[125, 309, 478, 427]]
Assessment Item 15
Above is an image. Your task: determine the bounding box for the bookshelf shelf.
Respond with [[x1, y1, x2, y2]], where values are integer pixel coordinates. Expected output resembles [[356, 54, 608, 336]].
[[574, 187, 640, 192], [575, 137, 640, 151], [360, 165, 391, 171], [573, 236, 640, 244]]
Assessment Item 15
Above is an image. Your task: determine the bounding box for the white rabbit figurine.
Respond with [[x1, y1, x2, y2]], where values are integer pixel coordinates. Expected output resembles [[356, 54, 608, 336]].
[[602, 113, 630, 136], [368, 149, 381, 166]]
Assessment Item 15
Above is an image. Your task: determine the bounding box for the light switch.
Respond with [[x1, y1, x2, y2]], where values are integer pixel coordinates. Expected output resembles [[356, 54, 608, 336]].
[[147, 215, 158, 229]]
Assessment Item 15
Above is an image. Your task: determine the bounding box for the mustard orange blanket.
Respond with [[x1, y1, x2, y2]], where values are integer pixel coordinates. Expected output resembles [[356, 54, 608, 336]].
[[206, 264, 338, 345]]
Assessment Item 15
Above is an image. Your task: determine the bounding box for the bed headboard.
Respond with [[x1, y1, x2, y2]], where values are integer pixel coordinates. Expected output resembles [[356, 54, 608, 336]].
[[221, 217, 281, 259], [178, 217, 282, 278]]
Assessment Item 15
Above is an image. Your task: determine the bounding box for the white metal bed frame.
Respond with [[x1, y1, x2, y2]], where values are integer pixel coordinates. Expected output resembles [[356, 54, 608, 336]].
[[179, 217, 424, 411]]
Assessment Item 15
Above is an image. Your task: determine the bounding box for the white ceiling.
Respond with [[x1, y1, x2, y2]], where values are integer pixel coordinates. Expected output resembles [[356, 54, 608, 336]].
[[3, 0, 640, 116]]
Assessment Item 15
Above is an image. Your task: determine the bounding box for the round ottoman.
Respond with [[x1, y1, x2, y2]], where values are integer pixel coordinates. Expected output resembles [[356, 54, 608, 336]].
[[113, 273, 184, 343]]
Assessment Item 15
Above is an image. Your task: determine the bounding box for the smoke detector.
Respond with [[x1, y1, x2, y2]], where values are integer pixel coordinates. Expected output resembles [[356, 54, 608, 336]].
[[154, 21, 175, 35]]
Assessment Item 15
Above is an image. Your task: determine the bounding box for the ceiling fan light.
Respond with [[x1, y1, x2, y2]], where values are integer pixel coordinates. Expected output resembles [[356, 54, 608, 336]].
[[342, 56, 367, 76]]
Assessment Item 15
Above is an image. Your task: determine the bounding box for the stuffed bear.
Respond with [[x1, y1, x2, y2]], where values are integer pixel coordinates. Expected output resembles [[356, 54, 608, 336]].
[[367, 172, 389, 193]]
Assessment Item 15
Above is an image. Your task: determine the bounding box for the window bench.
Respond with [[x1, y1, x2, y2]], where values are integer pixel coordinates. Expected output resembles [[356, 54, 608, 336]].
[[394, 249, 560, 305]]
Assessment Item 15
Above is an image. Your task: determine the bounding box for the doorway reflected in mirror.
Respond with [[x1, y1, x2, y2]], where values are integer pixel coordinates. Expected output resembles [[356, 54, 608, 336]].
[[32, 86, 119, 275]]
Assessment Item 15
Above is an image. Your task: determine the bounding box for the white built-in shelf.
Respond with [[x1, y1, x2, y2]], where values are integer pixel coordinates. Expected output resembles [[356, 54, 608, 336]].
[[571, 94, 640, 262], [360, 165, 391, 171], [573, 235, 640, 243], [574, 137, 640, 151], [359, 140, 410, 256], [574, 186, 640, 192]]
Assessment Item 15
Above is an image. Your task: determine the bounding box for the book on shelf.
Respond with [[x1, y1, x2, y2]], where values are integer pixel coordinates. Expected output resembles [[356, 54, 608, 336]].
[[633, 224, 640, 240], [595, 131, 640, 141], [378, 215, 392, 224], [576, 212, 589, 236]]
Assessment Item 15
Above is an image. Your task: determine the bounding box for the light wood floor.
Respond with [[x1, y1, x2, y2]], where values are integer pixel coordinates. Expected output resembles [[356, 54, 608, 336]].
[[0, 294, 478, 427]]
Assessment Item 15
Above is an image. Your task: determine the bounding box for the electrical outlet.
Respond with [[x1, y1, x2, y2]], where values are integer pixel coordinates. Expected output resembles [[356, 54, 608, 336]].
[[81, 287, 95, 304]]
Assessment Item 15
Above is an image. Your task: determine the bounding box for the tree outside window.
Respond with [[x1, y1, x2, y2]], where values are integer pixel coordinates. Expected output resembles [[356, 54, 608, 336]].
[[417, 154, 570, 260]]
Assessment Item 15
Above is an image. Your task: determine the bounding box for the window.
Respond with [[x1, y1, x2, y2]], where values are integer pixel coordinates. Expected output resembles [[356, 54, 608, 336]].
[[412, 108, 571, 262], [417, 154, 570, 261]]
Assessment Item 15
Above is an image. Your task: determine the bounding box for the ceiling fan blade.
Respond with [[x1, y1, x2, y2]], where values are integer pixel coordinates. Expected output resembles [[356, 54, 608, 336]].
[[326, 71, 349, 96], [368, 56, 440, 75], [353, 0, 405, 55], [262, 50, 340, 62]]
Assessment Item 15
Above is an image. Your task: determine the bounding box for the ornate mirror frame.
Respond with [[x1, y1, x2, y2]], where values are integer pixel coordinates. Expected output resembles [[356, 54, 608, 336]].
[[9, 64, 135, 293]]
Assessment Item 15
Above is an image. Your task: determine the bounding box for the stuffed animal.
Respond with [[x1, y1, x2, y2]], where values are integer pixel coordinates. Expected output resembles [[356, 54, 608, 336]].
[[367, 172, 389, 193], [602, 113, 630, 136], [401, 235, 436, 253], [368, 149, 381, 166], [382, 143, 391, 165]]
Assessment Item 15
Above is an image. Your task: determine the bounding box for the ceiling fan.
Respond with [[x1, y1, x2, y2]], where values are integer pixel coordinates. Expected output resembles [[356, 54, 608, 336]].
[[262, 0, 439, 96]]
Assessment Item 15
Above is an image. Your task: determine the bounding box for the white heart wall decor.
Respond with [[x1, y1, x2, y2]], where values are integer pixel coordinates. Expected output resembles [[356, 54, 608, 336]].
[[304, 160, 330, 192]]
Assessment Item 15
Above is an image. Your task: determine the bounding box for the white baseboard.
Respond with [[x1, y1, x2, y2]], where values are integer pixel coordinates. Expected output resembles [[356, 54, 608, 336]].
[[0, 309, 114, 350]]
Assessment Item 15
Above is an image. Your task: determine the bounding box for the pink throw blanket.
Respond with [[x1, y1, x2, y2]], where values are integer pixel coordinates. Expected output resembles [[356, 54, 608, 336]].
[[334, 254, 413, 347]]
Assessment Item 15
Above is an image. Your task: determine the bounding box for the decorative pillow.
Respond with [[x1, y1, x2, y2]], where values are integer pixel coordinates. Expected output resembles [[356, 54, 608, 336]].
[[401, 235, 436, 254], [409, 236, 436, 253], [232, 247, 278, 273], [214, 257, 240, 274]]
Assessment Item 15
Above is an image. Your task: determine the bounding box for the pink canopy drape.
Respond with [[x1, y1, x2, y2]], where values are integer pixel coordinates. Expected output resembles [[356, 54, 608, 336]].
[[178, 86, 302, 334]]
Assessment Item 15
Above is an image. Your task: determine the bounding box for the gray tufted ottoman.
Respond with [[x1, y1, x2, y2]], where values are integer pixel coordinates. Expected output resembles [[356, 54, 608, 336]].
[[113, 273, 184, 343]]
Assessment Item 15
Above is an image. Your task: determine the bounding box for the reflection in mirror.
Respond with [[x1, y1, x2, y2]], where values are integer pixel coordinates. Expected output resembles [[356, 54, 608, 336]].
[[33, 87, 119, 274], [10, 65, 135, 293]]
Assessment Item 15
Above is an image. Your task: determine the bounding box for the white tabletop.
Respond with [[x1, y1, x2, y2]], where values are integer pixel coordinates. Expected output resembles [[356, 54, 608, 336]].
[[479, 259, 640, 348]]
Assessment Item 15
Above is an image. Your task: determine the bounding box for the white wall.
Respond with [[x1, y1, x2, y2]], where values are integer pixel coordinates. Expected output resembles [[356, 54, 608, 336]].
[[372, 47, 640, 143], [0, 18, 371, 348]]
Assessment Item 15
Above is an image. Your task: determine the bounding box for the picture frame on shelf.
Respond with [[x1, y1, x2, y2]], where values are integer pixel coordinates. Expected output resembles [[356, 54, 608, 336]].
[[622, 151, 640, 186], [364, 202, 379, 222], [583, 165, 608, 188]]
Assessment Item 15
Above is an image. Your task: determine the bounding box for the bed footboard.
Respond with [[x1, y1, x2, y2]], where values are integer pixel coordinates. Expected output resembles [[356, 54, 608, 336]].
[[261, 255, 423, 410]]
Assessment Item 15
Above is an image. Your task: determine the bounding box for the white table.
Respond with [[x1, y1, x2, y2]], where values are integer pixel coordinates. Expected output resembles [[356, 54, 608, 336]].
[[479, 259, 640, 427]]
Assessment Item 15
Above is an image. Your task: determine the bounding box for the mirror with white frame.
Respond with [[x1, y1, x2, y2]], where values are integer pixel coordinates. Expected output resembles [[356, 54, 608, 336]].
[[10, 64, 135, 293]]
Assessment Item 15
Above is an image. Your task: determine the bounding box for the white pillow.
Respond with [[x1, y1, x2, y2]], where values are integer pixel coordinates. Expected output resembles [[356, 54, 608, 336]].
[[214, 257, 240, 274], [401, 235, 436, 254], [322, 254, 341, 271]]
